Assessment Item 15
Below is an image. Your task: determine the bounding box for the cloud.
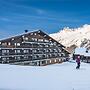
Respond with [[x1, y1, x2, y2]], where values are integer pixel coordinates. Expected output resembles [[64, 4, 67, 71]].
[[0, 17, 11, 22], [1, 0, 46, 15], [12, 12, 83, 24], [36, 9, 45, 15]]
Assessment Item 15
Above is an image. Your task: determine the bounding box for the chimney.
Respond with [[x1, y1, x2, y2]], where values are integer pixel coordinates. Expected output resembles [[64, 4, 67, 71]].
[[25, 30, 28, 33]]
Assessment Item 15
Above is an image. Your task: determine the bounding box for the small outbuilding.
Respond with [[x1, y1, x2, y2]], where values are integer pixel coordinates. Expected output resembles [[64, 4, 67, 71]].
[[73, 47, 90, 63]]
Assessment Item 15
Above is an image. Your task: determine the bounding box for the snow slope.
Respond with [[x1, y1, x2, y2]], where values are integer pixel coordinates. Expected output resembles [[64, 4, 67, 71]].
[[50, 24, 90, 48], [0, 61, 90, 90]]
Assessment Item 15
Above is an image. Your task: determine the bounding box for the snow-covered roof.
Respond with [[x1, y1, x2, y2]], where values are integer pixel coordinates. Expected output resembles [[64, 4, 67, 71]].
[[74, 47, 90, 56]]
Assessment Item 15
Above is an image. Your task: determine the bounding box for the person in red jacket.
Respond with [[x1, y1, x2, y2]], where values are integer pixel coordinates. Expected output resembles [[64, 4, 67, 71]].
[[76, 56, 80, 69]]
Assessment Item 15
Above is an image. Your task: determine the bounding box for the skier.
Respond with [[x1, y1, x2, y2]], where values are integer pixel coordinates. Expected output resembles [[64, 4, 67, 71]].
[[76, 56, 80, 69]]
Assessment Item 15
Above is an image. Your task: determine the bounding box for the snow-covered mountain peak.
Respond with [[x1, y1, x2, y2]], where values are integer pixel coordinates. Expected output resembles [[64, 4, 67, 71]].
[[50, 24, 90, 49]]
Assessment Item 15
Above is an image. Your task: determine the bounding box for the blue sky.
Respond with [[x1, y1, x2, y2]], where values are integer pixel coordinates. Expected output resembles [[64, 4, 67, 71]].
[[0, 0, 90, 38]]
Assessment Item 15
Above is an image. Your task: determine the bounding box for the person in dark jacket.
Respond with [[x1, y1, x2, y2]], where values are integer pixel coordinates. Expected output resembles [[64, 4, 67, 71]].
[[76, 56, 80, 69]]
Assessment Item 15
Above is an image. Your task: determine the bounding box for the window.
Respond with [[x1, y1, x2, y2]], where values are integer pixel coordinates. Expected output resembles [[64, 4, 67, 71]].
[[14, 43, 17, 46], [0, 42, 1, 44], [58, 54, 61, 57], [33, 55, 37, 59], [49, 38, 52, 41], [14, 43, 20, 46], [25, 37, 28, 40], [38, 31, 40, 33], [43, 49, 46, 52], [34, 33, 37, 35], [39, 55, 42, 58], [15, 50, 21, 53], [42, 61, 45, 64], [2, 57, 6, 61], [8, 42, 11, 45], [34, 38, 37, 41], [2, 42, 7, 46], [49, 54, 52, 57], [7, 57, 9, 60], [47, 55, 49, 58], [22, 35, 24, 38], [39, 44, 43, 47], [12, 38, 14, 40], [38, 39, 43, 42], [54, 42, 56, 45], [50, 60, 52, 63], [17, 43, 20, 46], [32, 38, 35, 41], [49, 49, 52, 52], [45, 40, 49, 42], [46, 49, 49, 52], [53, 49, 57, 52], [15, 56, 21, 60], [44, 35, 46, 37], [46, 45, 48, 47], [23, 50, 29, 53], [42, 54, 46, 58], [58, 49, 61, 52], [31, 33, 33, 35], [61, 53, 65, 57], [33, 49, 37, 53], [24, 56, 28, 59], [2, 50, 9, 53]]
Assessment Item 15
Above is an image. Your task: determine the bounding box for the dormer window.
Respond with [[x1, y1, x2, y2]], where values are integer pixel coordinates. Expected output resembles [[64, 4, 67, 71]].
[[38, 30, 40, 33], [15, 43, 16, 46], [17, 43, 20, 46], [34, 38, 37, 41], [25, 37, 28, 40], [44, 35, 46, 37], [12, 38, 14, 41], [34, 33, 37, 35], [49, 38, 52, 40], [14, 43, 20, 46], [32, 38, 35, 41], [22, 35, 24, 38], [31, 33, 33, 35], [8, 42, 11, 45], [2, 42, 7, 45], [38, 39, 43, 42]]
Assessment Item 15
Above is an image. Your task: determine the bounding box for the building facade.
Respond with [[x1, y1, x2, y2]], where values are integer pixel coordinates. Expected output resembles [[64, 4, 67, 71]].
[[0, 30, 69, 66]]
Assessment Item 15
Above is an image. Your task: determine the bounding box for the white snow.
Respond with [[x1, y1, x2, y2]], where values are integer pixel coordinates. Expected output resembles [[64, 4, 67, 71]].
[[50, 24, 90, 47], [75, 47, 86, 55], [75, 47, 90, 56], [0, 61, 90, 90]]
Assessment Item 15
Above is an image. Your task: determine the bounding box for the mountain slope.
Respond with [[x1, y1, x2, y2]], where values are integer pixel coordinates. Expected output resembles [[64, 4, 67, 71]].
[[50, 24, 90, 49]]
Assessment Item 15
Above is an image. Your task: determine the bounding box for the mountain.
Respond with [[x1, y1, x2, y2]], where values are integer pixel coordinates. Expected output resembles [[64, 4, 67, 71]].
[[50, 24, 90, 49]]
